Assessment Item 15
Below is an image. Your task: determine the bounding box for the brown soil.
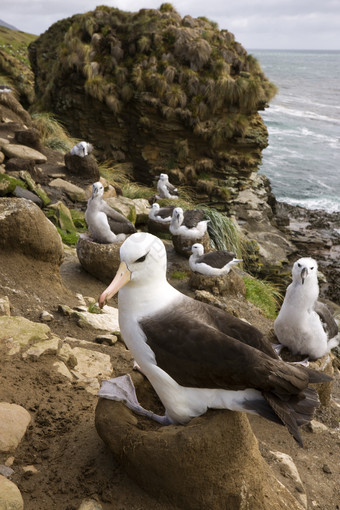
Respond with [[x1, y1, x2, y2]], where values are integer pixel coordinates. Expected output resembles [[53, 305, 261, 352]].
[[1, 245, 340, 510]]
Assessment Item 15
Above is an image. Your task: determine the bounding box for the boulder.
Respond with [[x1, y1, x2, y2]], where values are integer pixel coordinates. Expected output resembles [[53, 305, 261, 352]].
[[0, 198, 63, 265], [76, 233, 123, 284], [172, 231, 210, 258], [14, 128, 43, 151], [0, 403, 31, 452], [95, 375, 305, 510], [2, 143, 47, 163], [64, 152, 100, 180], [189, 269, 246, 297], [0, 475, 24, 510], [49, 178, 87, 202]]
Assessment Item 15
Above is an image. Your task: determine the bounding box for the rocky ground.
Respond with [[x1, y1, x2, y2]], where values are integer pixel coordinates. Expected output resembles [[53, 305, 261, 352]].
[[1, 92, 340, 509]]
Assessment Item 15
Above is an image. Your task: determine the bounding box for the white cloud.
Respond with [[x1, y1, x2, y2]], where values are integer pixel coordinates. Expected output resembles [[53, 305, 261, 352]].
[[1, 0, 340, 49]]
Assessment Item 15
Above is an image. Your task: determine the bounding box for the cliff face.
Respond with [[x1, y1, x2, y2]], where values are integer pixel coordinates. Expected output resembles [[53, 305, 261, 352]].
[[29, 4, 276, 212]]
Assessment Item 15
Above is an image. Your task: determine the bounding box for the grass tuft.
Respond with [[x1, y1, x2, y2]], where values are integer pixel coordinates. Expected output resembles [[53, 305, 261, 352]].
[[243, 276, 282, 319]]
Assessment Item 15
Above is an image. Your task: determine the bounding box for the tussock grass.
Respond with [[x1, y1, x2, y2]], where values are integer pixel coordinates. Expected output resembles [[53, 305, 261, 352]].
[[31, 112, 76, 152], [243, 276, 282, 319], [200, 207, 245, 259]]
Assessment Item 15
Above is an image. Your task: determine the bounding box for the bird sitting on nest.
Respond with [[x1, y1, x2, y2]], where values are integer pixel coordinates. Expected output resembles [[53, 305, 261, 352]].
[[85, 182, 136, 243], [156, 173, 179, 199], [148, 203, 175, 223], [98, 233, 331, 447], [274, 257, 339, 360], [170, 207, 209, 239], [70, 141, 93, 157], [189, 243, 243, 276]]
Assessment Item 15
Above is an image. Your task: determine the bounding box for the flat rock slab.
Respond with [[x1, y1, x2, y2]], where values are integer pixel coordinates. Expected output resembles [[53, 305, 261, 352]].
[[0, 316, 50, 347], [2, 143, 47, 163], [0, 403, 31, 452]]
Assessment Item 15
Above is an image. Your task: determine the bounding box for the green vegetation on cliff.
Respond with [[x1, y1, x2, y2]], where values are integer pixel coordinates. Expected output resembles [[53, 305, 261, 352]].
[[0, 25, 36, 106], [28, 4, 277, 208]]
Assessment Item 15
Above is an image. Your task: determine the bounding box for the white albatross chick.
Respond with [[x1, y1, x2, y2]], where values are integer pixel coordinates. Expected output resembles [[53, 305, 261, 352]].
[[274, 257, 339, 360], [189, 243, 242, 276], [170, 207, 209, 239], [156, 173, 179, 199], [98, 233, 332, 446], [70, 141, 93, 157], [85, 182, 136, 243]]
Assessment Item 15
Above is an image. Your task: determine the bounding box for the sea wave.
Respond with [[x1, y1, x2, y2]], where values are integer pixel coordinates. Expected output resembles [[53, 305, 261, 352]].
[[265, 104, 340, 124], [265, 126, 340, 148], [276, 196, 340, 214]]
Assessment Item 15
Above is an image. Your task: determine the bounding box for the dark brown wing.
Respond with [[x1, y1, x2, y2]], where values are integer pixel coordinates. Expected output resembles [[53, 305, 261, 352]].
[[183, 209, 205, 228], [166, 183, 178, 195], [140, 298, 309, 395], [314, 300, 339, 339], [100, 202, 137, 234], [157, 206, 175, 219], [197, 250, 236, 269]]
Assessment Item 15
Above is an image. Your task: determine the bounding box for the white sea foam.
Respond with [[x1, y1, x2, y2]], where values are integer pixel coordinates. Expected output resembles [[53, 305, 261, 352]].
[[267, 104, 340, 124], [277, 196, 340, 214]]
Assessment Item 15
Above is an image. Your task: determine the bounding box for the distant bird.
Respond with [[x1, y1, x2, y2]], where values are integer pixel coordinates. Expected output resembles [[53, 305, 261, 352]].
[[170, 207, 209, 239], [85, 182, 136, 243], [70, 141, 93, 157], [156, 173, 179, 199], [148, 203, 175, 223], [0, 85, 12, 93], [274, 257, 339, 360], [189, 243, 243, 276], [98, 233, 331, 447]]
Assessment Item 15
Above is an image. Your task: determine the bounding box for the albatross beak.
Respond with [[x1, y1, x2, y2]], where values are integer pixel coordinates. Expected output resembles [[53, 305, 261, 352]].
[[301, 267, 308, 285], [98, 261, 131, 308]]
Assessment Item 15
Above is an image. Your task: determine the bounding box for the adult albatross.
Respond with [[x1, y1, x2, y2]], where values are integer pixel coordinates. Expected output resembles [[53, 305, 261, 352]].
[[98, 234, 330, 446], [274, 257, 339, 360], [85, 182, 136, 243], [170, 207, 209, 239], [189, 243, 243, 276]]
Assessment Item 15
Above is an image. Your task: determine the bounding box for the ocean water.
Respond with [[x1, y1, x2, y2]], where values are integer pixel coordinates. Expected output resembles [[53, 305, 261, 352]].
[[252, 50, 340, 213]]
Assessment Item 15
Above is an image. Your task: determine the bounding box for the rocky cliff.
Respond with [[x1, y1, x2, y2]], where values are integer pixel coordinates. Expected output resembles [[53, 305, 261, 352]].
[[28, 4, 276, 210]]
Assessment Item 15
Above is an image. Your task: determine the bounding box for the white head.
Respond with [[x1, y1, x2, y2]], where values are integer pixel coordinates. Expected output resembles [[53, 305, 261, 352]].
[[171, 207, 184, 227], [159, 173, 169, 183], [151, 203, 160, 211], [99, 233, 167, 306], [92, 181, 104, 198], [292, 257, 318, 285], [191, 243, 204, 257]]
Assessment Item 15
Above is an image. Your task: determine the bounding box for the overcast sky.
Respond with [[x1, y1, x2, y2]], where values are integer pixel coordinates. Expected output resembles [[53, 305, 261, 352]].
[[2, 0, 340, 50]]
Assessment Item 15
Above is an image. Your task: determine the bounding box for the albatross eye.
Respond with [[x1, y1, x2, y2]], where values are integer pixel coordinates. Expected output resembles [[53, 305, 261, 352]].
[[297, 263, 301, 268], [310, 267, 314, 270], [135, 254, 147, 263]]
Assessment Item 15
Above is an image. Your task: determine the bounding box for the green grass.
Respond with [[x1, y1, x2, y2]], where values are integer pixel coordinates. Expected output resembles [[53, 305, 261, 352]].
[[0, 26, 37, 66], [170, 271, 189, 280], [31, 112, 77, 153], [243, 276, 282, 319], [88, 303, 103, 314], [200, 207, 245, 259]]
